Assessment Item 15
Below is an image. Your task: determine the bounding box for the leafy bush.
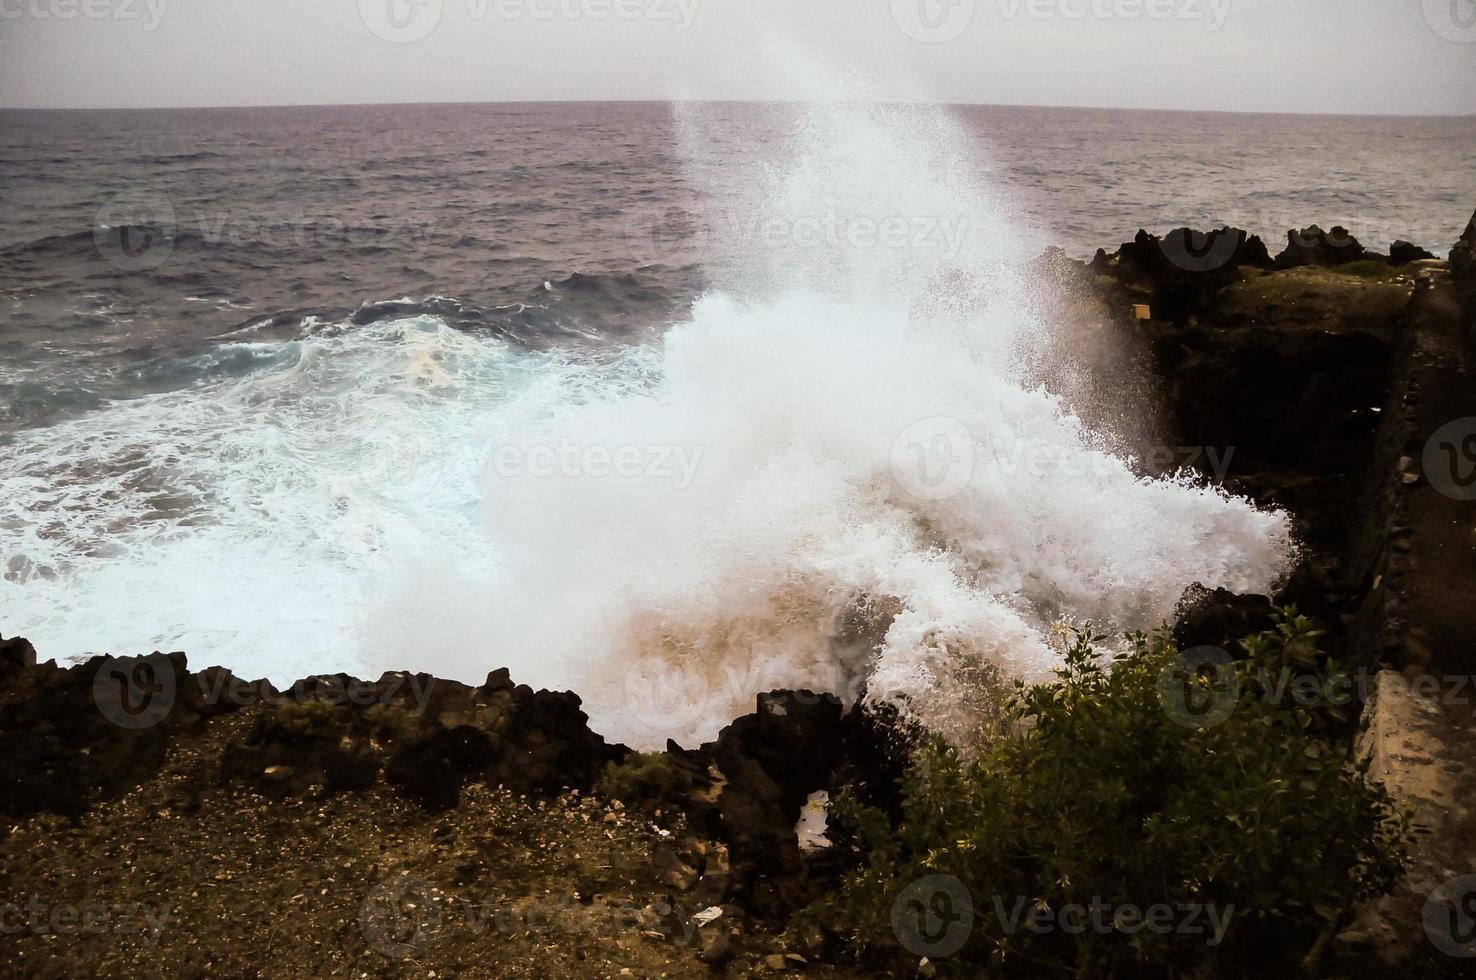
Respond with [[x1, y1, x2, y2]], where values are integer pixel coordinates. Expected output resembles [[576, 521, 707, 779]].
[[364, 703, 420, 743], [1331, 259, 1395, 280], [273, 699, 341, 737], [596, 751, 695, 810], [815, 612, 1408, 977]]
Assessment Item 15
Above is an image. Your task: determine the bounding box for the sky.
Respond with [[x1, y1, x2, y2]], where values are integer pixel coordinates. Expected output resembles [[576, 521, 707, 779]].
[[1, 0, 1474, 114]]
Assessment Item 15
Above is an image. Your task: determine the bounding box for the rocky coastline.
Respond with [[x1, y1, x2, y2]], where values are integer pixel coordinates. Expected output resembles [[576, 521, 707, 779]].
[[4, 211, 1475, 978]]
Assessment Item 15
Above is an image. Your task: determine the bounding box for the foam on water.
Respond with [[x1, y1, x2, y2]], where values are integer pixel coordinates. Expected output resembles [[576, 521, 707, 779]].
[[0, 317, 511, 682], [0, 99, 1295, 747]]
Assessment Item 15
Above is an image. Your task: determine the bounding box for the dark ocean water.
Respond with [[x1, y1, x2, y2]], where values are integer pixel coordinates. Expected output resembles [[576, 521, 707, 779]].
[[0, 101, 1471, 739], [2, 102, 1473, 432]]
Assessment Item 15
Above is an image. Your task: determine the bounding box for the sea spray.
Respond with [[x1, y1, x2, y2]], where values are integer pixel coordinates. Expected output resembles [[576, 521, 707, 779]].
[[361, 100, 1294, 745]]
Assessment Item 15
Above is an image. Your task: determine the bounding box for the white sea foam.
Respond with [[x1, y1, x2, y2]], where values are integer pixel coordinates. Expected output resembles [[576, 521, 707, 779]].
[[0, 318, 509, 683]]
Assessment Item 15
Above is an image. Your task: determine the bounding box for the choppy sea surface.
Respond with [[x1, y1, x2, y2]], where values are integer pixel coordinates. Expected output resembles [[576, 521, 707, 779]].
[[1, 101, 1471, 744]]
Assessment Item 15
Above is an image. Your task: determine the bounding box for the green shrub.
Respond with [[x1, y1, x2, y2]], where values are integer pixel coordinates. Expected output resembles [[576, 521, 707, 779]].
[[364, 703, 420, 743], [273, 698, 341, 737], [816, 612, 1408, 977], [1331, 259, 1395, 280], [595, 751, 695, 809]]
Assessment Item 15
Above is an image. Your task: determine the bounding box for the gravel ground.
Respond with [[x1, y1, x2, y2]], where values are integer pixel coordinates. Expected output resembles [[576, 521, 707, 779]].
[[0, 704, 864, 979]]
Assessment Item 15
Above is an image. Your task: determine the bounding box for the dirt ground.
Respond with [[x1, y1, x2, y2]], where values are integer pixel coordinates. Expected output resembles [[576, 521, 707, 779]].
[[0, 704, 866, 979]]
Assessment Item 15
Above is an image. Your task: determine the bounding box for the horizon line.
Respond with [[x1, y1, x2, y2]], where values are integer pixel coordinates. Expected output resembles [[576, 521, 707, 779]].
[[2, 98, 1473, 120]]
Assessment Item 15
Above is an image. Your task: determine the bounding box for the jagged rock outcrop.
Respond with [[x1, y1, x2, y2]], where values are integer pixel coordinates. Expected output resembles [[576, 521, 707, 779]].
[[1097, 227, 1445, 661], [1450, 209, 1476, 346], [0, 651, 254, 818], [0, 634, 37, 687], [1274, 224, 1366, 268], [1172, 585, 1278, 652], [223, 666, 626, 810], [609, 691, 910, 915], [0, 648, 625, 818], [1389, 240, 1435, 266], [1135, 293, 1399, 553], [386, 667, 626, 809], [1105, 226, 1272, 319]]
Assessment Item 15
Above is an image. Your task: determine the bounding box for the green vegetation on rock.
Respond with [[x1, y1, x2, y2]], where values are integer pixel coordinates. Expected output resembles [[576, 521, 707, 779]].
[[597, 751, 696, 810], [1331, 259, 1398, 280], [815, 613, 1409, 977]]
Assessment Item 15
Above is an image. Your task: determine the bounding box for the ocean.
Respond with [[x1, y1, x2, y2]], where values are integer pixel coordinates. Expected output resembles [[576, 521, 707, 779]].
[[1, 100, 1472, 744]]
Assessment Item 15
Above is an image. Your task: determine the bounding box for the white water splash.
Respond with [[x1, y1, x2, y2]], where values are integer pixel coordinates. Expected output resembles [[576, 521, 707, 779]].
[[0, 99, 1293, 748], [361, 99, 1294, 745]]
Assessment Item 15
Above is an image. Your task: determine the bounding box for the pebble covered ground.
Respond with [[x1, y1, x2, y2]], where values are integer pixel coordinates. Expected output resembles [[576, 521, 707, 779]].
[[0, 704, 866, 979]]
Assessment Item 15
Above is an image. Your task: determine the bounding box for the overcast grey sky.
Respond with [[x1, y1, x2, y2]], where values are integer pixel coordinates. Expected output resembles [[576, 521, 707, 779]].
[[1, 0, 1473, 114]]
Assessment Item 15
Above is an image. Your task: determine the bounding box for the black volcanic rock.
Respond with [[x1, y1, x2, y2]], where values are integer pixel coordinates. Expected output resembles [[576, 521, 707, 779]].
[[1121, 226, 1273, 275], [0, 645, 625, 819], [1173, 585, 1277, 652], [222, 667, 627, 810], [385, 668, 626, 811], [1131, 263, 1403, 553], [222, 702, 388, 799], [0, 634, 37, 689], [1389, 240, 1435, 266], [1451, 209, 1476, 346], [1274, 224, 1366, 268], [1108, 226, 1272, 320], [0, 652, 214, 819], [614, 690, 913, 914], [703, 691, 847, 902]]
